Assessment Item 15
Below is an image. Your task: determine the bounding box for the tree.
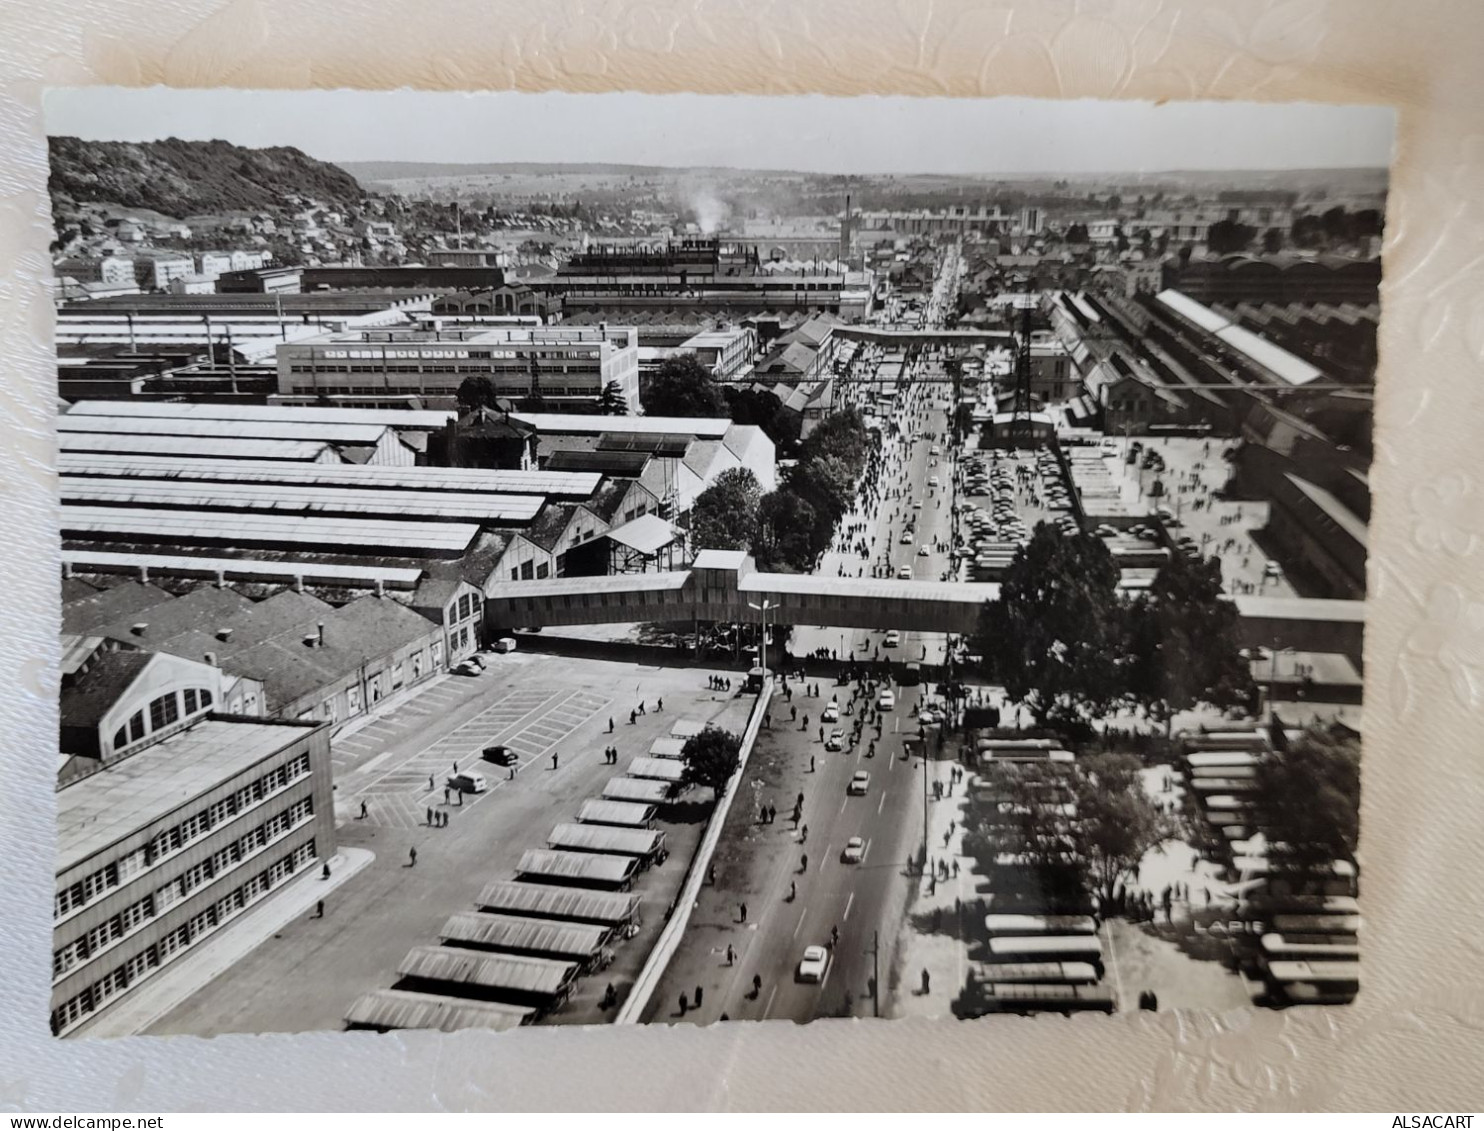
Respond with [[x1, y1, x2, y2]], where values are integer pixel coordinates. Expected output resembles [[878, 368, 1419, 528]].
[[1071, 753, 1170, 907], [723, 386, 801, 455], [596, 380, 628, 415], [755, 489, 818, 572], [642, 353, 726, 417], [1125, 550, 1256, 731], [1253, 726, 1361, 876], [972, 524, 1125, 726], [457, 374, 499, 412], [1065, 222, 1090, 244], [690, 467, 762, 552], [798, 406, 869, 468], [1206, 219, 1257, 255], [681, 726, 743, 796], [1261, 226, 1285, 254]]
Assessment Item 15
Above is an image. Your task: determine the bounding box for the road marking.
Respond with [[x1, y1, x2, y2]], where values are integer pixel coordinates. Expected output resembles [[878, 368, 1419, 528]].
[[838, 798, 847, 816], [878, 789, 888, 815], [843, 892, 855, 922], [764, 986, 778, 1017], [793, 909, 807, 938]]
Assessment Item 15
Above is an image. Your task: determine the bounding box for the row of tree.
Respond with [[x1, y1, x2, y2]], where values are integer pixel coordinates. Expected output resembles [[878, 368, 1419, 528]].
[[972, 524, 1254, 732], [643, 354, 801, 455], [687, 406, 872, 572]]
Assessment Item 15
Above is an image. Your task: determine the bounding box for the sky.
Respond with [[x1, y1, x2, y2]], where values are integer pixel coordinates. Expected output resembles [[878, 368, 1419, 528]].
[[44, 88, 1396, 176]]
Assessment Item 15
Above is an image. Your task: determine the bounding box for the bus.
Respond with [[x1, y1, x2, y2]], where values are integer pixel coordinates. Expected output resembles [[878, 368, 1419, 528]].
[[1258, 933, 1361, 965], [971, 961, 1101, 985], [1264, 960, 1360, 1006], [974, 981, 1117, 1015], [987, 935, 1105, 976], [984, 914, 1098, 938]]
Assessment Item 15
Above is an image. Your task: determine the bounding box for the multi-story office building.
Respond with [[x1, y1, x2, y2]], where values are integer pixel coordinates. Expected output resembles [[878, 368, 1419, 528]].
[[52, 715, 333, 1036], [277, 325, 641, 411]]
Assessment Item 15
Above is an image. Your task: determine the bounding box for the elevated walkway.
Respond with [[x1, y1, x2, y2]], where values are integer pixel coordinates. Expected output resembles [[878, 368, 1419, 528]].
[[484, 551, 998, 634]]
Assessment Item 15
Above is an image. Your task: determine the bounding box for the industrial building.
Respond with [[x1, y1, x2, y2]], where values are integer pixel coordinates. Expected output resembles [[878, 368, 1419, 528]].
[[52, 714, 333, 1036], [275, 324, 641, 412]]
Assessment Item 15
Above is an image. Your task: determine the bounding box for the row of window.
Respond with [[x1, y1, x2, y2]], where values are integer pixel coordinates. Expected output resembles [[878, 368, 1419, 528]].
[[51, 840, 318, 1036], [54, 753, 311, 921], [453, 593, 480, 622], [111, 686, 214, 754]]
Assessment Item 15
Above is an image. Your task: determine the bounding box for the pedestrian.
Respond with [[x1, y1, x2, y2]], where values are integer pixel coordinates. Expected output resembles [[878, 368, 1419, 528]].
[[921, 969, 931, 994], [428, 774, 435, 791], [552, 752, 559, 770], [608, 717, 615, 733], [315, 899, 324, 918], [426, 807, 433, 825], [695, 986, 703, 1009], [726, 944, 735, 966], [678, 992, 688, 1016], [639, 701, 647, 716], [359, 799, 368, 820], [657, 697, 663, 711], [952, 859, 959, 877], [810, 755, 816, 772], [629, 709, 637, 725], [409, 847, 417, 867], [444, 787, 450, 805], [752, 974, 762, 997], [740, 903, 748, 923]]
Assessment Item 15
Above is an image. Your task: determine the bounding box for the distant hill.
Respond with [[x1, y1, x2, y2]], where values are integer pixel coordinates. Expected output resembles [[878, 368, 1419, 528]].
[[337, 160, 778, 183], [48, 136, 369, 219]]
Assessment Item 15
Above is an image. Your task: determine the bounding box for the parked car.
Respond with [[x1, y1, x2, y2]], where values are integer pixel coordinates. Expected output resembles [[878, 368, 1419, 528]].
[[448, 772, 489, 794], [481, 745, 518, 766], [453, 660, 482, 677]]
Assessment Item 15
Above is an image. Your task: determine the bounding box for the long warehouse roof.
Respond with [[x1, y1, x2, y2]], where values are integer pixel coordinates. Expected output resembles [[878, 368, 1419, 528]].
[[61, 505, 481, 553], [547, 822, 664, 857], [65, 400, 457, 431], [60, 477, 544, 524], [57, 452, 603, 498], [59, 414, 402, 445], [515, 849, 637, 883], [59, 433, 335, 462], [62, 550, 426, 588], [512, 412, 732, 438]]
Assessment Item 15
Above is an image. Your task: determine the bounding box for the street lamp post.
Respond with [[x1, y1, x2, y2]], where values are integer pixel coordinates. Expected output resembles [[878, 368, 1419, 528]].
[[747, 599, 776, 687]]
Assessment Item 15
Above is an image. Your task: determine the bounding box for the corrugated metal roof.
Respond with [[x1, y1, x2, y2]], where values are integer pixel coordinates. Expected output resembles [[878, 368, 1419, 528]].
[[514, 412, 731, 438], [647, 737, 687, 759], [61, 477, 543, 524], [61, 505, 481, 553], [625, 757, 686, 782], [60, 433, 335, 462], [396, 945, 577, 996], [576, 799, 656, 827], [605, 513, 680, 555], [547, 822, 664, 857], [58, 452, 602, 498], [1155, 289, 1231, 334], [473, 880, 639, 924], [68, 400, 456, 431], [62, 550, 425, 588], [1215, 324, 1323, 386], [60, 415, 402, 445], [600, 777, 672, 803], [515, 849, 637, 883], [344, 989, 533, 1033], [438, 911, 609, 958]]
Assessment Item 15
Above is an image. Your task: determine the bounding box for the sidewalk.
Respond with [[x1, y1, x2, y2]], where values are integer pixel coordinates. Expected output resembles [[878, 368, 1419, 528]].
[[885, 756, 973, 1019], [79, 847, 375, 1038]]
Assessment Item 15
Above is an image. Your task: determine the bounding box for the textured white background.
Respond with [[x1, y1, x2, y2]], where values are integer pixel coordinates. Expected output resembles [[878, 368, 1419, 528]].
[[2, 0, 1482, 1112]]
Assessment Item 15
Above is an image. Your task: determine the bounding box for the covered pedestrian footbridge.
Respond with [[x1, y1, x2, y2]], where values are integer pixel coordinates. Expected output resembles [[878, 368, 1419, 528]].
[[482, 550, 1000, 635]]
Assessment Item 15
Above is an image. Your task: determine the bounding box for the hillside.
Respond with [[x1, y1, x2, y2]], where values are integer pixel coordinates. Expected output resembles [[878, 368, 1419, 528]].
[[338, 160, 779, 183], [48, 136, 369, 219]]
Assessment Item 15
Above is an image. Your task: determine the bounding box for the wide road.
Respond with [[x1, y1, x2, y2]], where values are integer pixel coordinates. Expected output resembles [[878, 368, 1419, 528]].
[[656, 248, 965, 1024]]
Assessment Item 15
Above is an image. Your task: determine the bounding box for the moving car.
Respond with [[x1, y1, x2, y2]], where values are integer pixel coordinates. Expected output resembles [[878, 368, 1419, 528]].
[[797, 945, 830, 983], [897, 565, 913, 579], [841, 836, 866, 863], [825, 730, 846, 751], [877, 690, 896, 710], [884, 630, 901, 647], [822, 702, 840, 723], [928, 475, 940, 487], [918, 544, 931, 556], [900, 531, 914, 544], [1264, 561, 1283, 578], [918, 709, 938, 726], [448, 772, 489, 794], [848, 770, 871, 795]]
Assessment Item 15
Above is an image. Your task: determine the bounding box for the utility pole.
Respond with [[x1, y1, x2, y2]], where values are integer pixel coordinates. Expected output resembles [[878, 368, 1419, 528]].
[[866, 929, 881, 1017], [921, 750, 930, 871]]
